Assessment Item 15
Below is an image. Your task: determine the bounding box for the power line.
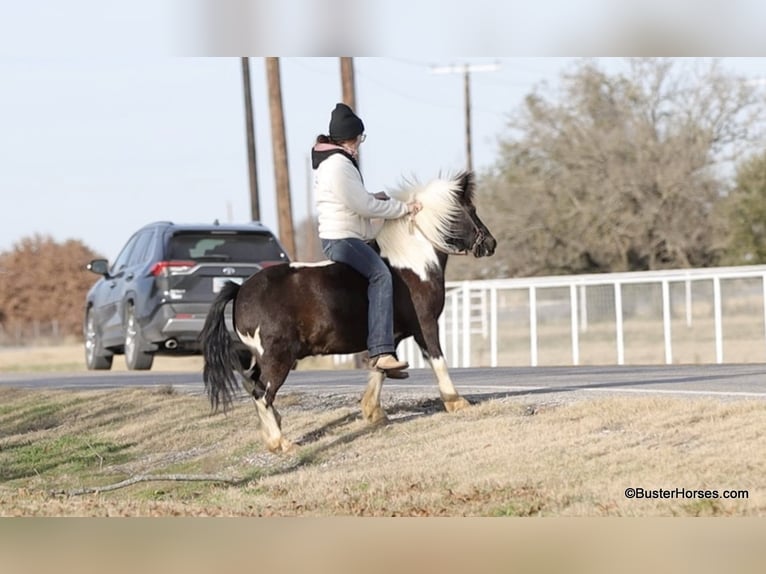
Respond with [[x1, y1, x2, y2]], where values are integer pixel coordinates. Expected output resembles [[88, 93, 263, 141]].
[[355, 67, 506, 118], [429, 63, 501, 173]]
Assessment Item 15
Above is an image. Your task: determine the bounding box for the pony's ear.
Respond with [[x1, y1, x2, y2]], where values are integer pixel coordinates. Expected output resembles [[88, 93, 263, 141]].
[[458, 171, 475, 200]]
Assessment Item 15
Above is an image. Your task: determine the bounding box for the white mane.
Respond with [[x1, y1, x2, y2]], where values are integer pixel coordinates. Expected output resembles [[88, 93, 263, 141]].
[[376, 176, 464, 281]]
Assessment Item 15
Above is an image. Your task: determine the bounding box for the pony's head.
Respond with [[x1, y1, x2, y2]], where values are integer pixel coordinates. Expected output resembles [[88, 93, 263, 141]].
[[405, 171, 496, 258], [380, 172, 496, 279]]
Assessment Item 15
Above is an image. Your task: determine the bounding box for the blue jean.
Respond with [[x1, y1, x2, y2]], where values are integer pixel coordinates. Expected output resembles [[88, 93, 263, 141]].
[[321, 238, 395, 357]]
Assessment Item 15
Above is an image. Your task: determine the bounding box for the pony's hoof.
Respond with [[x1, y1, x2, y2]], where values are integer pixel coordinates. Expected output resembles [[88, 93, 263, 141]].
[[266, 438, 295, 454], [362, 405, 389, 425], [369, 409, 389, 426], [444, 396, 471, 413]]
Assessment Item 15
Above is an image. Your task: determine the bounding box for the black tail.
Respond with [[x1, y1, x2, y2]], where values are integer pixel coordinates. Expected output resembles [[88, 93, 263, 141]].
[[200, 281, 243, 412]]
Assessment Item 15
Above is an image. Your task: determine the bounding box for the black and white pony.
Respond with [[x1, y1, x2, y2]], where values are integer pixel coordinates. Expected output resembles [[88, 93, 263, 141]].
[[200, 171, 496, 452]]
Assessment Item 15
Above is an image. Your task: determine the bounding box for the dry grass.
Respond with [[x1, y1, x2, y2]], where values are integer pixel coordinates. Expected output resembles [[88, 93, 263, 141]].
[[1, 384, 764, 516]]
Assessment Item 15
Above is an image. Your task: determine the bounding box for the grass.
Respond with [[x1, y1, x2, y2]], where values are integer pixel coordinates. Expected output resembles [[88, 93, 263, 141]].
[[0, 384, 764, 516]]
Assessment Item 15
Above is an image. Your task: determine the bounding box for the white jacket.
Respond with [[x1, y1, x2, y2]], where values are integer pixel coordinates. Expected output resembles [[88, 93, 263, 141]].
[[314, 152, 408, 241]]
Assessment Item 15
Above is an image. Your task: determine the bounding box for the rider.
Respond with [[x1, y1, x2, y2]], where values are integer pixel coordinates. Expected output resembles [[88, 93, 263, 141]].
[[312, 102, 422, 374]]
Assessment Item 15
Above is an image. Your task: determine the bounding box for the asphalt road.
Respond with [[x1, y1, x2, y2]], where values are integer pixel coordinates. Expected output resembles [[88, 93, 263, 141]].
[[2, 364, 766, 401]]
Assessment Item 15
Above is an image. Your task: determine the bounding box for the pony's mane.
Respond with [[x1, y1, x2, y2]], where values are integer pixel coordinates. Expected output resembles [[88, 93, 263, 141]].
[[377, 173, 468, 280]]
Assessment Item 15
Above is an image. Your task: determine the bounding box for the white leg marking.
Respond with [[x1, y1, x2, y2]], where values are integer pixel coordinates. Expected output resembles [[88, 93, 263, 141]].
[[428, 356, 459, 399], [237, 326, 264, 356], [254, 396, 283, 450], [361, 369, 386, 423]]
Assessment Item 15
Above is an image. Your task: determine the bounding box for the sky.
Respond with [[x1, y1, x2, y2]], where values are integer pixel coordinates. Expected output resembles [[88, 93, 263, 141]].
[[0, 56, 572, 260], [1, 3, 766, 261]]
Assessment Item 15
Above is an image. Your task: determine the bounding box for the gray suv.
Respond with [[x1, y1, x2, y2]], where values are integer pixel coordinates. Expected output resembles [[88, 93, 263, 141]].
[[84, 220, 289, 370]]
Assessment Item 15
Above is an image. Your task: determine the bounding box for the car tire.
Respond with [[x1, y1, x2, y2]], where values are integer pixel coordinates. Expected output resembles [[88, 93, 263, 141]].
[[84, 309, 113, 370], [124, 304, 154, 370]]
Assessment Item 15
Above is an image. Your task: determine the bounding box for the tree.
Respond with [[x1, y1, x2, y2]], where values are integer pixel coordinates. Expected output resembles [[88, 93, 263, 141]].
[[719, 150, 766, 265], [0, 235, 102, 342], [450, 58, 766, 280]]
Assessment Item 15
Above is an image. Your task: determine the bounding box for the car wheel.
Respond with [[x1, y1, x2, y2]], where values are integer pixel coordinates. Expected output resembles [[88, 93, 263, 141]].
[[84, 310, 113, 370], [124, 304, 154, 370]]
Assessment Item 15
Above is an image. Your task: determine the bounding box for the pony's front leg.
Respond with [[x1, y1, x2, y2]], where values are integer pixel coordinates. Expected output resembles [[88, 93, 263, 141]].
[[427, 355, 471, 412], [253, 397, 294, 453], [361, 369, 388, 424]]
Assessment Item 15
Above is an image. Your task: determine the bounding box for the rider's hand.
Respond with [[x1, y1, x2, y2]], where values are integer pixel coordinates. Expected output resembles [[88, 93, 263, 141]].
[[407, 201, 422, 215]]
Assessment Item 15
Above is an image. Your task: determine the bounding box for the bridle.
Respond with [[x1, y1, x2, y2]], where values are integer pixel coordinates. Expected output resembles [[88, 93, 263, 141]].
[[408, 202, 486, 256]]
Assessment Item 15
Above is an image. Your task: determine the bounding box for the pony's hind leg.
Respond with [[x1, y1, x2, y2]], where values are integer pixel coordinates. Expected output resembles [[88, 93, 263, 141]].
[[361, 369, 388, 424]]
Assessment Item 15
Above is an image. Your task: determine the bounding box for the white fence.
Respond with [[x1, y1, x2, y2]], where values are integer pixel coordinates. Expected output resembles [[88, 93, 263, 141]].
[[393, 264, 766, 368]]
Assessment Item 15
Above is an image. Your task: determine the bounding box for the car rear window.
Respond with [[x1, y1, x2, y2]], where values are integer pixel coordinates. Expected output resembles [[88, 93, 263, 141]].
[[168, 232, 285, 263]]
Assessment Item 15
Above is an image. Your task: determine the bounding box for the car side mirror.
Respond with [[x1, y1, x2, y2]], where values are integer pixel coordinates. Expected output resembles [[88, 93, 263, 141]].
[[87, 259, 110, 277]]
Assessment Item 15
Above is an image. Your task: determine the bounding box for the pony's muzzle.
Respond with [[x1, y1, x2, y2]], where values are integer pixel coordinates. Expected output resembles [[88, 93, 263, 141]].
[[474, 234, 497, 257]]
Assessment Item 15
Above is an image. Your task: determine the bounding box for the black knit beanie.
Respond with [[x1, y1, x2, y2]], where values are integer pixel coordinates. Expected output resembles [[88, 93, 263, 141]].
[[328, 103, 365, 141]]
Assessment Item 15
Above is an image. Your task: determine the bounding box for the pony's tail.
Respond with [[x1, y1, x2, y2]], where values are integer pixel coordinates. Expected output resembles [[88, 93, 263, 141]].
[[200, 281, 243, 412]]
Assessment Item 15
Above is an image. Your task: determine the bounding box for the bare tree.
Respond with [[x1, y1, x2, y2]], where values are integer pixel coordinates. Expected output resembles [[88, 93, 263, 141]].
[[451, 59, 766, 280]]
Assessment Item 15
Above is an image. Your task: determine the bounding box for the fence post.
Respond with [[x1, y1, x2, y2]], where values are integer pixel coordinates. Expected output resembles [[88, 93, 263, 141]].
[[462, 282, 471, 368], [615, 282, 624, 365], [762, 274, 766, 361], [451, 289, 459, 367], [529, 285, 538, 367], [570, 284, 579, 366], [579, 284, 588, 333], [662, 280, 673, 364], [685, 277, 693, 327], [438, 307, 447, 365], [490, 286, 498, 367], [713, 276, 723, 364]]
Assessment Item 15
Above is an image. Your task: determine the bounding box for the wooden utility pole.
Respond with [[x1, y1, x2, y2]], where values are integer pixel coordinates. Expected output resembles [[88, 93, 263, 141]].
[[241, 57, 260, 221], [463, 70, 472, 174], [340, 57, 357, 110], [339, 57, 359, 168], [431, 62, 500, 173], [265, 57, 296, 259]]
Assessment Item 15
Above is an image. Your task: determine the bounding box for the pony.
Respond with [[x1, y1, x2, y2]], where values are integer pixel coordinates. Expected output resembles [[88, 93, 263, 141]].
[[200, 171, 496, 452]]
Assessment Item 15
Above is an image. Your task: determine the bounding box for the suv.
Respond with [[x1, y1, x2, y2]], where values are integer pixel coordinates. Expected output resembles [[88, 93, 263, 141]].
[[84, 220, 289, 370]]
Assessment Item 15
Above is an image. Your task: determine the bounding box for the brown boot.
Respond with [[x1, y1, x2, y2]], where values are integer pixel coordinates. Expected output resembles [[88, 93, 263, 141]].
[[371, 353, 409, 372]]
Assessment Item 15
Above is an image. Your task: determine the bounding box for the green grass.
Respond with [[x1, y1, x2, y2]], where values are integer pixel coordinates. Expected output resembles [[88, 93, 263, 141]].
[[0, 435, 133, 480]]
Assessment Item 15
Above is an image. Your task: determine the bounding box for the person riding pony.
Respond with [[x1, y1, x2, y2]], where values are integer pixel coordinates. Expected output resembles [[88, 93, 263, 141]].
[[313, 103, 422, 375]]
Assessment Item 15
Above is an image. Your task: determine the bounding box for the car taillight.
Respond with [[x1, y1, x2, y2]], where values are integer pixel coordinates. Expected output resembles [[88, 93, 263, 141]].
[[150, 260, 197, 276]]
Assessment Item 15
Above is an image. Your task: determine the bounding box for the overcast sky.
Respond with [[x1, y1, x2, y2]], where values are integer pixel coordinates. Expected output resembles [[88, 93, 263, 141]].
[[1, 3, 765, 261]]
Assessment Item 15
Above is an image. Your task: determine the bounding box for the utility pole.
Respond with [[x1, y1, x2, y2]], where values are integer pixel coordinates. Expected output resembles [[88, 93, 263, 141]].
[[339, 57, 360, 168], [431, 62, 500, 173], [340, 56, 365, 367], [305, 154, 319, 261], [241, 57, 260, 221], [265, 57, 296, 259], [340, 57, 357, 110]]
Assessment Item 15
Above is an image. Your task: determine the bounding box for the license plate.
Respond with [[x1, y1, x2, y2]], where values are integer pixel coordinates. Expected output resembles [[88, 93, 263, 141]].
[[213, 276, 244, 293]]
